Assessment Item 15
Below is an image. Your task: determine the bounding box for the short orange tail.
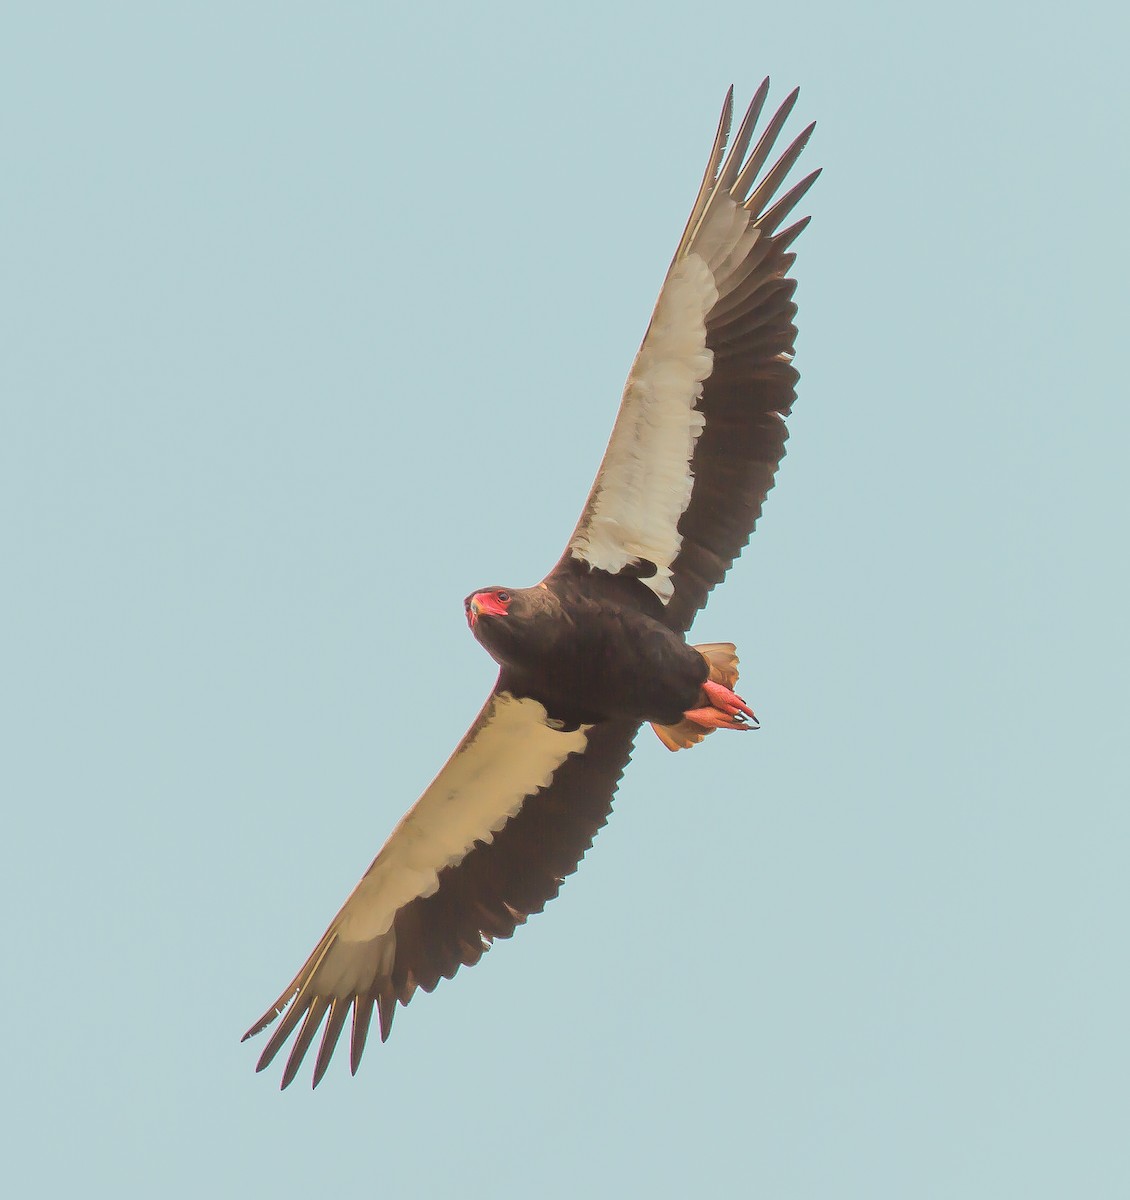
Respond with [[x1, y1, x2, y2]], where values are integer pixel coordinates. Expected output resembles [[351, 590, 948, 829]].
[[651, 643, 745, 751]]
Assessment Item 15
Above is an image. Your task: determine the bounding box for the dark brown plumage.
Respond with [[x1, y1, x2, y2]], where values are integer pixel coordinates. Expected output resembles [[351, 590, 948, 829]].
[[470, 573, 708, 728]]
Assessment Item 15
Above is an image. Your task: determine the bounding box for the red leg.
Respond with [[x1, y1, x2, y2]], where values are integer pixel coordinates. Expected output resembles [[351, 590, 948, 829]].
[[703, 679, 756, 719], [682, 679, 759, 730]]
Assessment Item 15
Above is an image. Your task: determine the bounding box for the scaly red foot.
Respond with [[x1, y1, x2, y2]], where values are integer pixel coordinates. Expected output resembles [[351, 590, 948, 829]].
[[682, 679, 760, 731]]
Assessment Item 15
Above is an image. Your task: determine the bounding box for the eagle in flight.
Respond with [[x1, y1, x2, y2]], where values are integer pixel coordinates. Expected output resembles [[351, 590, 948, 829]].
[[244, 81, 818, 1088]]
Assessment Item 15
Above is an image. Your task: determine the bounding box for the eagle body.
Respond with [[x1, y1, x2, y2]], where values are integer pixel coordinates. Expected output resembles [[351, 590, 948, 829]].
[[471, 570, 710, 729], [244, 82, 818, 1088]]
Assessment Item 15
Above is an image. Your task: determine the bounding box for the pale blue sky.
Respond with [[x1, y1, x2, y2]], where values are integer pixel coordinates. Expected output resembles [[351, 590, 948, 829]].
[[3, 2, 1128, 1197]]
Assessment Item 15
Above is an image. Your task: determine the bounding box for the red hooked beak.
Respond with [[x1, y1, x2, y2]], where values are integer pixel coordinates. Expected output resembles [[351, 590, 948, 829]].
[[466, 590, 511, 627]]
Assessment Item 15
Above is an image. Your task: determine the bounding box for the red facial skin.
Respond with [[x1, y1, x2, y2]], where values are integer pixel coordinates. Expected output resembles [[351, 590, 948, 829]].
[[465, 589, 512, 628]]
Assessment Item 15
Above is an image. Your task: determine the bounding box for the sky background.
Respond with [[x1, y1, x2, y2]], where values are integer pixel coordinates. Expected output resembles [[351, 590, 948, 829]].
[[3, 2, 1128, 1196]]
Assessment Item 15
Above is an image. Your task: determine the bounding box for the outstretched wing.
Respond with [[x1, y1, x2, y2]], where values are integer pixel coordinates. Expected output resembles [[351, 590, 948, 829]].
[[243, 689, 639, 1088], [562, 82, 818, 630]]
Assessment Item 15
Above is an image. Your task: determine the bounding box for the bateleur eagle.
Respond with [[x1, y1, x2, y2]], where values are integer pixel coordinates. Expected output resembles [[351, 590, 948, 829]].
[[244, 82, 818, 1088]]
